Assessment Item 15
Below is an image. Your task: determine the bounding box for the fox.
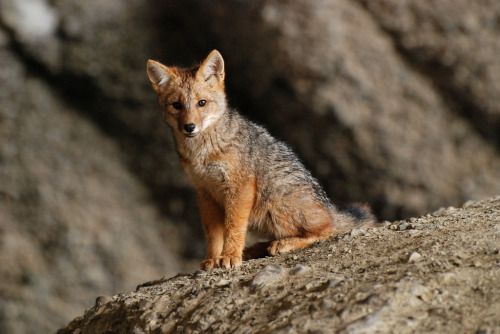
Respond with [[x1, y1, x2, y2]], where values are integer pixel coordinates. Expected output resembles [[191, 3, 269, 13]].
[[147, 50, 376, 270]]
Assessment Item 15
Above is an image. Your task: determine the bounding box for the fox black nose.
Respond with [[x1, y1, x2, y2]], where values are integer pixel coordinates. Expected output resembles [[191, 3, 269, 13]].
[[184, 123, 196, 133]]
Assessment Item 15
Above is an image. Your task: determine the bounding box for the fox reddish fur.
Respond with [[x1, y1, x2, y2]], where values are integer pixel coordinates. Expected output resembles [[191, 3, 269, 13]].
[[147, 50, 376, 270]]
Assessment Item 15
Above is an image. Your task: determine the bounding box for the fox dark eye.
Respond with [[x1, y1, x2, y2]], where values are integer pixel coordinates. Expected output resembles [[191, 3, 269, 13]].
[[197, 100, 206, 107], [172, 102, 182, 110]]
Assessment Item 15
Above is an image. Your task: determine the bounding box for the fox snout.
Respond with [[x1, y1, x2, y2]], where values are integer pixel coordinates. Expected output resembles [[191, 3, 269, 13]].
[[183, 123, 197, 137], [176, 110, 202, 137]]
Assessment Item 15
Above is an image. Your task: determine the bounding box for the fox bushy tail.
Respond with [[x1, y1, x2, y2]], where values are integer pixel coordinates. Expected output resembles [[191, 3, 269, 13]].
[[341, 203, 377, 228]]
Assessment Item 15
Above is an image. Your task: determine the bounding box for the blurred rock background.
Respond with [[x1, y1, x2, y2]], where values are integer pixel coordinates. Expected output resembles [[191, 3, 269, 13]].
[[0, 0, 499, 333]]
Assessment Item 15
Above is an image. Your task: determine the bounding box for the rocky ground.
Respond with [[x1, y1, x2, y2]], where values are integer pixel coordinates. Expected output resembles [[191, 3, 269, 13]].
[[1, 1, 500, 333], [59, 196, 500, 334]]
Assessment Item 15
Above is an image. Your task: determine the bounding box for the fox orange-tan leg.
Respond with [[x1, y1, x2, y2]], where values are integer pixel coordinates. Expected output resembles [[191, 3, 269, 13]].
[[268, 236, 330, 256], [215, 177, 256, 269], [267, 209, 333, 256], [198, 191, 225, 270]]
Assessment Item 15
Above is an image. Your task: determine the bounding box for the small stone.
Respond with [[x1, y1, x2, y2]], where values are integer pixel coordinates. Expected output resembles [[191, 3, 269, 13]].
[[137, 299, 152, 309], [196, 315, 215, 331], [411, 284, 434, 302], [289, 265, 310, 275], [455, 251, 470, 259], [193, 270, 205, 277], [420, 291, 435, 302], [304, 280, 326, 292], [441, 272, 457, 284], [216, 279, 231, 287], [444, 206, 455, 214], [95, 296, 113, 307], [473, 260, 483, 267], [406, 230, 422, 237], [320, 299, 335, 310], [251, 264, 286, 289], [350, 228, 365, 237], [408, 252, 422, 263], [398, 222, 411, 231], [327, 278, 343, 288], [463, 200, 476, 208]]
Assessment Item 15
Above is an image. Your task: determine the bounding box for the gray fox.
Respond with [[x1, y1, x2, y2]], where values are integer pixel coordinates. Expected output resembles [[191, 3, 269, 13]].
[[147, 50, 376, 270]]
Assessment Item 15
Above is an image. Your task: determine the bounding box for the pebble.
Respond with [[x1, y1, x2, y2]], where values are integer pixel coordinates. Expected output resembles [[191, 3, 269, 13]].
[[289, 265, 310, 275], [320, 299, 335, 310], [441, 272, 457, 284], [215, 279, 231, 287], [472, 260, 483, 268], [137, 299, 152, 309], [327, 278, 343, 288], [350, 228, 365, 237], [305, 282, 316, 291], [399, 222, 411, 231], [251, 264, 286, 289], [193, 270, 205, 277], [411, 284, 434, 302], [95, 295, 114, 307], [408, 252, 422, 263], [406, 230, 422, 237]]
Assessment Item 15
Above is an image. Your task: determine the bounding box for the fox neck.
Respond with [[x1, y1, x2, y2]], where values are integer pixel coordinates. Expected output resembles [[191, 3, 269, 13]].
[[173, 107, 232, 166]]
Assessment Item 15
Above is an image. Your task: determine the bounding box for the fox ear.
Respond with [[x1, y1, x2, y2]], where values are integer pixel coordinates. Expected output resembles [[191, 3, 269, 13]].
[[197, 50, 225, 84], [147, 60, 175, 92]]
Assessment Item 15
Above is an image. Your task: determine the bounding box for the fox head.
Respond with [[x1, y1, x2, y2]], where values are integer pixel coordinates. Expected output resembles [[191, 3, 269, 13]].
[[147, 50, 227, 138]]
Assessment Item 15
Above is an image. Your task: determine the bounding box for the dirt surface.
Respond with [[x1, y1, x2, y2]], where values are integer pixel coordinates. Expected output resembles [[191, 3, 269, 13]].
[[59, 196, 500, 333], [2, 1, 500, 332]]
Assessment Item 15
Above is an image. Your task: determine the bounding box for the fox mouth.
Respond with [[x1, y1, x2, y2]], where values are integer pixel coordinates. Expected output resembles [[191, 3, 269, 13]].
[[184, 132, 199, 138]]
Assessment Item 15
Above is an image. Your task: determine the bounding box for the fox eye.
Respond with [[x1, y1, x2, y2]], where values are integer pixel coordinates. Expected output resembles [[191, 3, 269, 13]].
[[197, 100, 206, 107], [172, 102, 182, 110]]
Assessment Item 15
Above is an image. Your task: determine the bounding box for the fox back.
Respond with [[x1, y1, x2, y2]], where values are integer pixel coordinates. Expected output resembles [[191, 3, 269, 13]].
[[147, 50, 375, 270]]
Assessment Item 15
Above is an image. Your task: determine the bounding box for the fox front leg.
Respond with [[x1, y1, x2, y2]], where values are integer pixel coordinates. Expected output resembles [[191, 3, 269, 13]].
[[216, 177, 256, 269], [197, 191, 225, 270]]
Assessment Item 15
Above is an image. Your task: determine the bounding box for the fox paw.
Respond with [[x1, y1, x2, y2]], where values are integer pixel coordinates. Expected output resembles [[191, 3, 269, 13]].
[[200, 256, 242, 270], [216, 255, 242, 269], [200, 259, 217, 270], [268, 240, 294, 256]]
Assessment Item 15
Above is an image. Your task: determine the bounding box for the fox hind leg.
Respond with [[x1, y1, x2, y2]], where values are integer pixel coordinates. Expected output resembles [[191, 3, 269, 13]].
[[243, 235, 330, 259], [267, 235, 330, 256]]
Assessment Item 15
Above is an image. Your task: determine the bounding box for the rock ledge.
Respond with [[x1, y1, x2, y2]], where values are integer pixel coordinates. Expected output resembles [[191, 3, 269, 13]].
[[59, 197, 500, 333]]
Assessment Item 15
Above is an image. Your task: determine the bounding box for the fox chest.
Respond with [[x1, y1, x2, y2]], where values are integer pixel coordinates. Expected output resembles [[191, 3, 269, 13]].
[[184, 161, 231, 203]]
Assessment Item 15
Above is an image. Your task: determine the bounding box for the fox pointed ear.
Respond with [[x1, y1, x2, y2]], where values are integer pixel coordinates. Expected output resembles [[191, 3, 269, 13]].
[[147, 60, 175, 92], [197, 50, 225, 84]]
